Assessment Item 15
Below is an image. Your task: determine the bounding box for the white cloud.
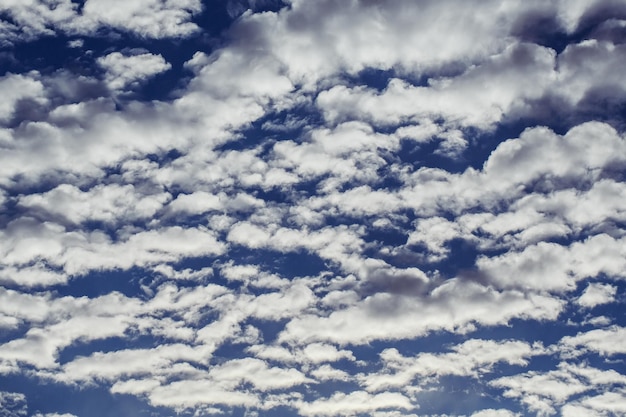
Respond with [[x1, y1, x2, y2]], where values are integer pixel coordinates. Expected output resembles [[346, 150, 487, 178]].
[[152, 264, 214, 282], [104, 357, 313, 409], [207, 357, 314, 391], [147, 379, 259, 409], [576, 283, 617, 308], [0, 221, 225, 281], [248, 341, 356, 367], [292, 391, 413, 417], [0, 290, 143, 370], [555, 0, 617, 33], [32, 414, 78, 417], [247, 344, 295, 363], [0, 0, 202, 42], [219, 262, 288, 289], [359, 339, 542, 392], [0, 288, 62, 324], [573, 391, 626, 415], [18, 183, 171, 225], [561, 403, 605, 417], [471, 410, 520, 417], [0, 391, 27, 417], [66, 39, 83, 48], [0, 72, 46, 123], [167, 191, 223, 215], [310, 364, 351, 382], [0, 0, 78, 41], [82, 0, 202, 38], [0, 264, 69, 288], [55, 343, 210, 384], [0, 1, 625, 416], [317, 43, 556, 130], [301, 343, 355, 364], [0, 314, 131, 369], [483, 122, 626, 189], [227, 221, 272, 249], [97, 52, 172, 91], [230, 0, 606, 89], [490, 362, 626, 416], [559, 326, 626, 357], [184, 49, 294, 100], [279, 280, 563, 346], [110, 378, 162, 396], [476, 241, 574, 292], [243, 282, 315, 320], [555, 40, 626, 104]]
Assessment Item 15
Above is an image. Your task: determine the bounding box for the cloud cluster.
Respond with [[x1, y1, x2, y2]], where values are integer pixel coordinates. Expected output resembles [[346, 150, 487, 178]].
[[1, 0, 625, 416], [0, 0, 202, 44], [97, 52, 171, 91]]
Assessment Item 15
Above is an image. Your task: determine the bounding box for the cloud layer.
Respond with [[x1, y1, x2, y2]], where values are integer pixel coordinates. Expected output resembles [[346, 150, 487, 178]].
[[0, 1, 625, 416]]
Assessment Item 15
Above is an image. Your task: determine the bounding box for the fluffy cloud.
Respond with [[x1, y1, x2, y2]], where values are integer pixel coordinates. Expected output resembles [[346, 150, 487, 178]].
[[18, 183, 171, 225], [1, 0, 625, 416], [279, 280, 563, 345], [0, 391, 27, 417], [0, 72, 46, 123], [491, 362, 626, 416], [471, 410, 520, 417], [317, 43, 556, 130], [0, 221, 225, 282], [97, 52, 172, 91], [559, 326, 626, 357], [0, 0, 202, 43], [81, 0, 202, 38], [33, 414, 78, 417], [359, 339, 543, 392], [292, 391, 413, 417], [576, 283, 617, 308], [562, 391, 626, 417]]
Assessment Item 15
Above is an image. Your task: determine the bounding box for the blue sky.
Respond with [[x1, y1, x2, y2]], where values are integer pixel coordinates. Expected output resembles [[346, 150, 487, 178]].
[[1, 1, 626, 416]]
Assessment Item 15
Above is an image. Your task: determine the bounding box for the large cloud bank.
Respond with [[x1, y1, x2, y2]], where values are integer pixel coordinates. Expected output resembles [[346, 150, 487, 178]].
[[1, 1, 625, 416]]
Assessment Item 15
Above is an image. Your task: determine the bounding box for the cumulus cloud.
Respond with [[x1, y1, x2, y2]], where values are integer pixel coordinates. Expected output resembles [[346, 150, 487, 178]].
[[82, 0, 202, 38], [1, 0, 625, 416], [559, 326, 626, 357], [97, 52, 172, 91], [278, 280, 564, 345], [359, 339, 543, 392], [576, 282, 617, 308], [0, 391, 27, 417], [491, 362, 626, 416], [562, 391, 626, 417], [0, 221, 225, 281], [0, 72, 46, 123], [0, 0, 202, 43], [32, 414, 78, 417], [18, 183, 171, 225], [471, 410, 520, 417], [292, 391, 413, 417], [317, 43, 556, 130]]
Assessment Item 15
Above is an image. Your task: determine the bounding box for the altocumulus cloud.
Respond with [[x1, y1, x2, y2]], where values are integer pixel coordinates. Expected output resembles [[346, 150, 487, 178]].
[[0, 1, 625, 416]]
